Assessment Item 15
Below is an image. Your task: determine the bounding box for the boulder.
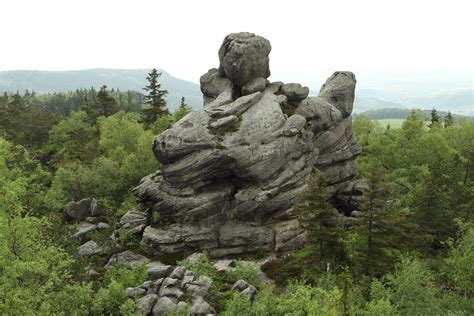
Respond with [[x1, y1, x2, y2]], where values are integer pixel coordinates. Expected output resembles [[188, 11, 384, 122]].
[[152, 296, 177, 316], [77, 240, 102, 257], [138, 294, 158, 315], [64, 198, 101, 222], [104, 250, 149, 269], [281, 83, 310, 102], [147, 262, 173, 280], [242, 77, 267, 95], [190, 297, 215, 315], [126, 287, 146, 298], [218, 32, 271, 87]]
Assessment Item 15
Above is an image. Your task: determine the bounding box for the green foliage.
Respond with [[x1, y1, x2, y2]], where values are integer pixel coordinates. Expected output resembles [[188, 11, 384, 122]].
[[293, 172, 346, 269], [141, 68, 169, 128], [177, 252, 221, 286], [225, 261, 262, 289], [92, 262, 147, 315]]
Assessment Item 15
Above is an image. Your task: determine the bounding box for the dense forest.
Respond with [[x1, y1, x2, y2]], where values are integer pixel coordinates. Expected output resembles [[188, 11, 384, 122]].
[[0, 70, 473, 315]]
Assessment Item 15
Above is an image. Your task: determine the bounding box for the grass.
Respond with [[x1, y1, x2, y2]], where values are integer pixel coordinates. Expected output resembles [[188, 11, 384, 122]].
[[376, 119, 405, 129]]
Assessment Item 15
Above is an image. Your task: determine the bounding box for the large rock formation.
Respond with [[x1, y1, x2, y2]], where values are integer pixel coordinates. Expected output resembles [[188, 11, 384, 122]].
[[119, 32, 363, 258]]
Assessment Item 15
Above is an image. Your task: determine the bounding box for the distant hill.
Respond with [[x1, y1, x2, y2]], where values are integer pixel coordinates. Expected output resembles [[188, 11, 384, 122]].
[[0, 69, 203, 110], [358, 108, 473, 121]]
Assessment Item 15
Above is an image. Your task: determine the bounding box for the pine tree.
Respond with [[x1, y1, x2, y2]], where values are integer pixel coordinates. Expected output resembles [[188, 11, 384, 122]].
[[293, 172, 345, 269], [428, 108, 440, 128], [141, 69, 169, 127], [444, 111, 454, 127]]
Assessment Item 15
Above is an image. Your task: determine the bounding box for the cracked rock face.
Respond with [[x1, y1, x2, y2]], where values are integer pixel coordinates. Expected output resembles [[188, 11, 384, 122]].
[[119, 32, 363, 258]]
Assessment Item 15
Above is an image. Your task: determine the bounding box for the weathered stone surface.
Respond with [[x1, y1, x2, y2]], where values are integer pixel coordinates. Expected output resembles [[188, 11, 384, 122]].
[[126, 287, 146, 298], [104, 250, 149, 269], [119, 205, 149, 234], [231, 279, 250, 291], [152, 296, 177, 316], [64, 198, 101, 222], [281, 83, 310, 102], [242, 77, 267, 95], [218, 32, 271, 88], [138, 294, 158, 315], [74, 222, 98, 240], [190, 297, 215, 315], [147, 262, 173, 280], [78, 240, 102, 257], [118, 32, 361, 258], [200, 68, 233, 99]]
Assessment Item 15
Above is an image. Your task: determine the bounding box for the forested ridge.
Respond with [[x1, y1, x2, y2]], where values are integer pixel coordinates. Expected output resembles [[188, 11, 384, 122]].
[[0, 70, 473, 314]]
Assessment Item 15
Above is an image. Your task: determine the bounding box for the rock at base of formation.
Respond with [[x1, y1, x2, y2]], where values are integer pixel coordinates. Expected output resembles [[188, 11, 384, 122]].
[[118, 32, 364, 258]]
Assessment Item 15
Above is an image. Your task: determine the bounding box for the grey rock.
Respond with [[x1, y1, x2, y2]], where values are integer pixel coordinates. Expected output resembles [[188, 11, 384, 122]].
[[64, 198, 101, 222], [138, 294, 158, 315], [242, 284, 257, 298], [147, 262, 173, 280], [218, 32, 271, 87], [119, 205, 149, 234], [231, 279, 250, 291], [169, 266, 187, 279], [78, 240, 102, 257], [283, 114, 306, 136], [126, 287, 146, 298], [213, 259, 237, 272], [97, 222, 110, 230], [116, 32, 361, 259], [104, 250, 149, 270], [209, 115, 238, 128], [159, 277, 183, 299], [152, 296, 177, 316], [200, 68, 233, 99], [147, 278, 163, 295], [242, 77, 267, 95], [185, 252, 206, 264], [74, 222, 98, 240], [190, 297, 215, 315], [139, 280, 153, 289], [281, 83, 310, 102]]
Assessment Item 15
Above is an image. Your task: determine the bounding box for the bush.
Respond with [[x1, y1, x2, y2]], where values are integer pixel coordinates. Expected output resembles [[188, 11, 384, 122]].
[[226, 261, 262, 289]]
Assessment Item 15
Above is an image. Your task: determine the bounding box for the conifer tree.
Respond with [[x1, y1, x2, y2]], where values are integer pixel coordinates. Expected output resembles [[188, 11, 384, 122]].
[[351, 162, 416, 277], [428, 108, 440, 128], [293, 172, 345, 268], [141, 69, 169, 127], [444, 111, 454, 127]]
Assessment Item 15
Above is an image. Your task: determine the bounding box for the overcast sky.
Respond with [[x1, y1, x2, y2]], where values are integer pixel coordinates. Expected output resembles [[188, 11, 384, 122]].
[[1, 0, 472, 85]]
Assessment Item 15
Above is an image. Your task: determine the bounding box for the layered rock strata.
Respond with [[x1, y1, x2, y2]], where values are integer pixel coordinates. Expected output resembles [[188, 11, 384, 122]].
[[119, 32, 363, 258]]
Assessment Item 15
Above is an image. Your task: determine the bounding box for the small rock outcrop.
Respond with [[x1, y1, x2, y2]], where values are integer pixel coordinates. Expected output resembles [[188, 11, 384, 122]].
[[118, 32, 364, 258]]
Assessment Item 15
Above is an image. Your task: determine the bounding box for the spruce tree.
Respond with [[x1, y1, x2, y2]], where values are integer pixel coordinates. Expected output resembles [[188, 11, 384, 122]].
[[96, 85, 117, 117], [141, 69, 169, 127], [351, 162, 416, 278], [293, 172, 345, 269], [429, 108, 440, 128], [444, 111, 454, 127]]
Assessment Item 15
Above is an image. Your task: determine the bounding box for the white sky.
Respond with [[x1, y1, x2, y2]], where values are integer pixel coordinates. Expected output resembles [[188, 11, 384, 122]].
[[0, 0, 472, 84]]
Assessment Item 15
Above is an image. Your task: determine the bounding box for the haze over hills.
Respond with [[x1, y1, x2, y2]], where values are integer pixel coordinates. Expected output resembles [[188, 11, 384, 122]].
[[1, 68, 472, 115], [0, 69, 203, 110]]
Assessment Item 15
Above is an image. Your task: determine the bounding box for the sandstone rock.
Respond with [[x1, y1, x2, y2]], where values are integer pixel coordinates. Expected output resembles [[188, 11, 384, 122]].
[[190, 297, 215, 315], [147, 262, 173, 280], [242, 284, 257, 298], [214, 259, 237, 272], [231, 279, 250, 291], [176, 301, 189, 312], [200, 68, 233, 99], [117, 32, 361, 258], [78, 240, 102, 257], [147, 278, 163, 295], [74, 222, 98, 240], [152, 296, 177, 316], [281, 83, 309, 102], [169, 266, 187, 279], [64, 198, 101, 222], [126, 287, 146, 298], [242, 77, 267, 95], [218, 32, 271, 88], [104, 250, 149, 269], [119, 206, 149, 234], [138, 294, 158, 315]]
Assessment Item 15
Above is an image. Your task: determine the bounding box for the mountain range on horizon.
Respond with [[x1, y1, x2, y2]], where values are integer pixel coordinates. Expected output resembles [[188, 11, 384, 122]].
[[0, 68, 472, 115]]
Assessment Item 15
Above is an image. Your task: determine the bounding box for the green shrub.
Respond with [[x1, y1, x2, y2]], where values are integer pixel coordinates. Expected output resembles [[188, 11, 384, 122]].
[[226, 261, 262, 289]]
